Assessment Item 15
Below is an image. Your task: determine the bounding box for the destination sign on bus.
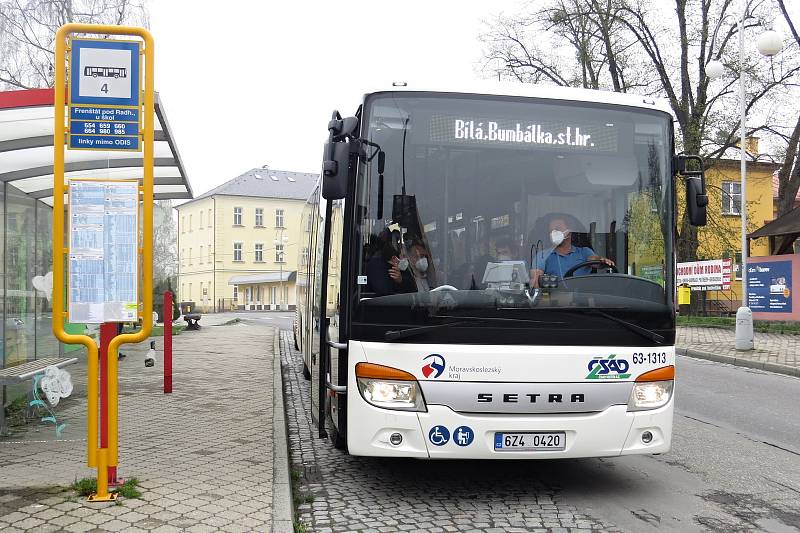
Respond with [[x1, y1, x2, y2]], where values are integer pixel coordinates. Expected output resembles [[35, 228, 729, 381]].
[[429, 113, 619, 152]]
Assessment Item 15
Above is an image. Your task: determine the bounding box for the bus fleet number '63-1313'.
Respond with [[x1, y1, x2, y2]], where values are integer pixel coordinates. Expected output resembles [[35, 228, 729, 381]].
[[632, 352, 668, 365]]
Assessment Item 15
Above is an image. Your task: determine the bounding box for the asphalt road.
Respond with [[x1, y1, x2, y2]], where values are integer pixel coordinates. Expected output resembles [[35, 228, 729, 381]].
[[282, 330, 800, 533]]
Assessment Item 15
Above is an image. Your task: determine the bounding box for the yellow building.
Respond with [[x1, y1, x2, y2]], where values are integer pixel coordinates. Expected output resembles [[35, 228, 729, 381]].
[[695, 143, 780, 311], [176, 167, 318, 312]]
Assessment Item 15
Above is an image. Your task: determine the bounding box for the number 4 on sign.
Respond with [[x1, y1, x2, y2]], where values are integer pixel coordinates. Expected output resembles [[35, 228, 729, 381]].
[[101, 83, 108, 94]]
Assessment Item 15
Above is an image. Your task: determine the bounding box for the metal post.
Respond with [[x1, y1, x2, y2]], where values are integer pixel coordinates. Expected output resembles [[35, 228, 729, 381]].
[[99, 323, 119, 486], [739, 0, 748, 305], [164, 291, 172, 394], [735, 0, 754, 351]]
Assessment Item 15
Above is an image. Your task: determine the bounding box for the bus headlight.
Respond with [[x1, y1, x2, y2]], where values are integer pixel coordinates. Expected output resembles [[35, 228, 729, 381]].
[[355, 362, 427, 412], [628, 380, 673, 411]]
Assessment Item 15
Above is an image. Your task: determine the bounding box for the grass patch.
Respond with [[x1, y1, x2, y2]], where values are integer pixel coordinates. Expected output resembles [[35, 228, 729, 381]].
[[293, 492, 314, 505], [294, 521, 308, 533], [116, 477, 142, 499], [3, 395, 28, 426], [71, 477, 96, 497], [290, 468, 301, 482], [121, 324, 185, 337], [678, 315, 800, 334], [70, 477, 142, 499]]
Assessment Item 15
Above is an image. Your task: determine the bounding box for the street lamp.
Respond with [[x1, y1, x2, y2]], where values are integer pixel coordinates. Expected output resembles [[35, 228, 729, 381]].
[[706, 4, 781, 350], [274, 234, 289, 310]]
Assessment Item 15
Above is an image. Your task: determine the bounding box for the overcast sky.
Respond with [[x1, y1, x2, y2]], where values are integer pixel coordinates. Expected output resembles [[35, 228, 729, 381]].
[[149, 1, 799, 198], [149, 1, 521, 196]]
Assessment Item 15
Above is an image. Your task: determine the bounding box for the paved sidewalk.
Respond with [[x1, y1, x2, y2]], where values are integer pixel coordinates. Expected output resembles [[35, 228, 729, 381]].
[[0, 321, 292, 532], [677, 325, 800, 377]]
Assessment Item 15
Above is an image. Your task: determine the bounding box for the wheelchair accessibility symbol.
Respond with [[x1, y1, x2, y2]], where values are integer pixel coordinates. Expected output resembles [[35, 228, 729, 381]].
[[428, 425, 450, 446]]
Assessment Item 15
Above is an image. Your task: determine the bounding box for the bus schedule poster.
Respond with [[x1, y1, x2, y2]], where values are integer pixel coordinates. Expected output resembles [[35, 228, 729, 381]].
[[68, 38, 141, 151], [747, 259, 792, 313], [68, 180, 139, 324]]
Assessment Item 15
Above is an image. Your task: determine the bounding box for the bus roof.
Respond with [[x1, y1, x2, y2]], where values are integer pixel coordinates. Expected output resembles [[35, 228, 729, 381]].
[[363, 81, 673, 116]]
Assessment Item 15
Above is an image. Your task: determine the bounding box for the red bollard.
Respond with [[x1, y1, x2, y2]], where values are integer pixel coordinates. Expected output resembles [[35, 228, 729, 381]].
[[99, 322, 119, 486], [164, 291, 173, 394]]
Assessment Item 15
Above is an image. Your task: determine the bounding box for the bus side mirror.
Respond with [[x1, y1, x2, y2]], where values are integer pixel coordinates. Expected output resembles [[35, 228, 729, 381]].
[[686, 177, 708, 226], [322, 141, 352, 200], [676, 154, 708, 227]]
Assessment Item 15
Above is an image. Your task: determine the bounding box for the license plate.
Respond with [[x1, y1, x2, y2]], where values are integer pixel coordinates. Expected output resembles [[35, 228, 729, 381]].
[[494, 432, 566, 451]]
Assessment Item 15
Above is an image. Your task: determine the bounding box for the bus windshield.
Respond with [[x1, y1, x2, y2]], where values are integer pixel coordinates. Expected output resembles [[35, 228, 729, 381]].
[[352, 92, 675, 345]]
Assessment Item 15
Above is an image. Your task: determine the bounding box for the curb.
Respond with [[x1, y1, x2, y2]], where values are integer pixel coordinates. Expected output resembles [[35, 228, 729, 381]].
[[677, 346, 800, 378], [272, 328, 294, 533]]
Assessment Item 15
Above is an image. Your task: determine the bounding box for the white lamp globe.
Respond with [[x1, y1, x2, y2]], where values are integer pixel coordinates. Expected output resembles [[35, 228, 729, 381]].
[[706, 60, 725, 79], [756, 30, 782, 57]]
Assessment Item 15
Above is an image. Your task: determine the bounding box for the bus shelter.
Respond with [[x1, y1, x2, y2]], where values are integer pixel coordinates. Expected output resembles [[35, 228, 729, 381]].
[[0, 87, 193, 391]]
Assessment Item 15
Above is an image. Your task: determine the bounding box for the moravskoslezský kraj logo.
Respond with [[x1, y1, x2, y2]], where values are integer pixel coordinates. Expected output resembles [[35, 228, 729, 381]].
[[421, 354, 446, 379]]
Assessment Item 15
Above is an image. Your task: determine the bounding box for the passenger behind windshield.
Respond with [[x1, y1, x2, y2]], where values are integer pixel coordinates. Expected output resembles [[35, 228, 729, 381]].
[[530, 215, 614, 288], [365, 231, 435, 295]]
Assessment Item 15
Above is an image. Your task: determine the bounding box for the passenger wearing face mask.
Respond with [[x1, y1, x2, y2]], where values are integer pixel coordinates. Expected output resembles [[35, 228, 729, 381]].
[[530, 216, 614, 288], [389, 237, 435, 292]]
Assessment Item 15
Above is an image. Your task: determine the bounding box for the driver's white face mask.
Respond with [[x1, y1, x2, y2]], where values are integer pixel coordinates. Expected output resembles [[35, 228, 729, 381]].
[[550, 229, 569, 246]]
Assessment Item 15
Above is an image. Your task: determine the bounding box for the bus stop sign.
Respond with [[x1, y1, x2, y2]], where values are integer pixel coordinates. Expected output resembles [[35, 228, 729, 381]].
[[68, 38, 141, 151]]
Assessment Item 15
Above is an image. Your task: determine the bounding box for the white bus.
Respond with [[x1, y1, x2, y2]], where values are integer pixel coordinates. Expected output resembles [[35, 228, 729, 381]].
[[295, 82, 707, 458]]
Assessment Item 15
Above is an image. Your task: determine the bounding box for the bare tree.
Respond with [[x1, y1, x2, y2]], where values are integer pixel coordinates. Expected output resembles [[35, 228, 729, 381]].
[[775, 0, 800, 219], [153, 200, 178, 284], [0, 0, 148, 90], [481, 0, 800, 260]]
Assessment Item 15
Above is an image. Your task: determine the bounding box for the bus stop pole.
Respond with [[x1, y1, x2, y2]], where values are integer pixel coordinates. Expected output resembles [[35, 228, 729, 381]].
[[164, 291, 173, 394], [99, 323, 119, 485]]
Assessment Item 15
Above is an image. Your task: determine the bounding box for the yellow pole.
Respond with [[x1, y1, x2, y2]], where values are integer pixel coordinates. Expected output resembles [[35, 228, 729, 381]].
[[53, 22, 155, 500]]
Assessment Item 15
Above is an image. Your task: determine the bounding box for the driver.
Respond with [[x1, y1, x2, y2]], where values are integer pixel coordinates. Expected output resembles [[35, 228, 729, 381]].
[[530, 216, 614, 288]]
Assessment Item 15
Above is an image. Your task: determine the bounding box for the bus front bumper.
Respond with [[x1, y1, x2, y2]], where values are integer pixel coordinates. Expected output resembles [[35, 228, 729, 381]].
[[346, 399, 673, 459]]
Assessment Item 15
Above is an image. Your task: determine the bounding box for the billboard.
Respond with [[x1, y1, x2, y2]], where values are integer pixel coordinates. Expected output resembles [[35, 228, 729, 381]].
[[676, 258, 732, 291]]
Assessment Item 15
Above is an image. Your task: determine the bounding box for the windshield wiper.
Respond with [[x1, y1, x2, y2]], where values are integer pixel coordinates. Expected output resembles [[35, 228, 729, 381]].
[[384, 315, 560, 341], [563, 309, 664, 343], [385, 320, 474, 341]]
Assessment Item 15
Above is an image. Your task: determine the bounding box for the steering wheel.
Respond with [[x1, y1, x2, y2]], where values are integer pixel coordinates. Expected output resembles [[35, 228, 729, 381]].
[[563, 260, 618, 278], [431, 285, 458, 292]]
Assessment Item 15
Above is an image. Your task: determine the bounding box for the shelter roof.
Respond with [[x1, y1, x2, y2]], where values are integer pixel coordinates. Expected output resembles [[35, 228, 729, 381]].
[[0, 88, 193, 205], [750, 206, 800, 239]]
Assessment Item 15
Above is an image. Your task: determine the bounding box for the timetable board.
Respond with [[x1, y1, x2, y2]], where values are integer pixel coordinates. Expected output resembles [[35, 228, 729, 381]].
[[68, 180, 139, 323]]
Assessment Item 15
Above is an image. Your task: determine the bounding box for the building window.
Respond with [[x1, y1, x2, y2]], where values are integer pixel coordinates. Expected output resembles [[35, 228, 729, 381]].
[[189, 247, 192, 265], [255, 208, 264, 227], [181, 216, 185, 233], [256, 286, 261, 302], [181, 248, 185, 266], [200, 211, 204, 228], [233, 242, 243, 261], [722, 181, 741, 215], [233, 207, 243, 225], [270, 286, 277, 305], [208, 208, 212, 228], [233, 285, 238, 300], [199, 245, 204, 264], [275, 244, 285, 263], [189, 283, 192, 299], [276, 209, 284, 228], [306, 216, 312, 232], [301, 246, 309, 265], [255, 243, 264, 262]]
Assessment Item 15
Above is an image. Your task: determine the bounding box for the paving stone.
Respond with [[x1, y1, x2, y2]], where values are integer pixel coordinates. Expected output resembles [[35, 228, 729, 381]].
[[0, 322, 279, 532], [279, 330, 619, 533]]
